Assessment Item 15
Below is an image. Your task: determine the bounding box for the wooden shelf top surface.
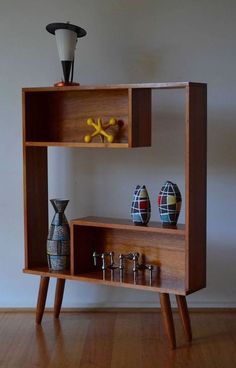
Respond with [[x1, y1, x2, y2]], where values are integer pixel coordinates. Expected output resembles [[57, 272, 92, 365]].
[[71, 216, 185, 235], [22, 81, 206, 93], [25, 142, 130, 148], [23, 267, 187, 295]]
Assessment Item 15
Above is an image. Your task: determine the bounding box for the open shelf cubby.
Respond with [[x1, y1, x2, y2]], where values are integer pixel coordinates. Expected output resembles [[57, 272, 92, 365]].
[[23, 85, 151, 148], [70, 217, 186, 295]]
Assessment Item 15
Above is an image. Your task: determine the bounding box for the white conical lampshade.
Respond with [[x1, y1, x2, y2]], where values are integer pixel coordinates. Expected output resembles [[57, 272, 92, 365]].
[[46, 22, 87, 85], [55, 29, 77, 61]]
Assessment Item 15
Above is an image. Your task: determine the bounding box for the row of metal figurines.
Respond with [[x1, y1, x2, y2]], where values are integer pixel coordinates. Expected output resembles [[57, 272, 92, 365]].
[[46, 181, 181, 271]]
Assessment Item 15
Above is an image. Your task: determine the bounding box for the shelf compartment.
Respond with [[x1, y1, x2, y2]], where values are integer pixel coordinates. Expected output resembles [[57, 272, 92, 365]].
[[71, 217, 186, 293], [23, 87, 151, 147]]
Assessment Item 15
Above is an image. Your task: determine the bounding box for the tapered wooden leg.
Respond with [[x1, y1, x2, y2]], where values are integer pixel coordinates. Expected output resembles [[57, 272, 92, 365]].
[[159, 293, 176, 349], [36, 276, 50, 324], [54, 278, 65, 318], [176, 295, 192, 342]]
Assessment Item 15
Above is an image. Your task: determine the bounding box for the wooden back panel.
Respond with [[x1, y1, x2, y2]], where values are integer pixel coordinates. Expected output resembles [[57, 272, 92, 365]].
[[25, 89, 129, 143]]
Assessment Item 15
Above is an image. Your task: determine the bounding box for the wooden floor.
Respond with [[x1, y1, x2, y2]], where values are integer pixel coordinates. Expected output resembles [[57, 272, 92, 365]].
[[0, 310, 236, 368]]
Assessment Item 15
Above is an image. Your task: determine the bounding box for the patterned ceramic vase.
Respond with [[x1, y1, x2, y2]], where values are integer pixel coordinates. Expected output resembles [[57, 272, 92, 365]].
[[47, 199, 70, 271], [131, 185, 151, 226], [158, 181, 182, 226]]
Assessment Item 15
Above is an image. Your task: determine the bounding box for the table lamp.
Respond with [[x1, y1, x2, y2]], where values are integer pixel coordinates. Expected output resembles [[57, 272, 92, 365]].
[[46, 22, 87, 86]]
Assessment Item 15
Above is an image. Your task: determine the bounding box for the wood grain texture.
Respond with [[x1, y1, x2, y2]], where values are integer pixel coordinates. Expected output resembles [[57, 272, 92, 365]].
[[23, 146, 48, 268], [23, 89, 48, 269], [23, 267, 186, 295], [159, 293, 176, 349], [25, 141, 129, 148], [22, 81, 202, 93], [77, 228, 185, 277], [24, 89, 129, 144], [185, 83, 207, 293], [23, 87, 153, 147], [176, 295, 192, 341], [71, 217, 186, 294], [1, 310, 236, 367], [22, 83, 207, 330], [54, 279, 65, 319], [36, 277, 50, 324], [71, 216, 185, 234], [129, 88, 151, 147]]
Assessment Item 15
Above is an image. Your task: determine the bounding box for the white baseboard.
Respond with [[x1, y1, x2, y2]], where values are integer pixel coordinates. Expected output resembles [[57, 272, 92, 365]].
[[1, 301, 236, 311]]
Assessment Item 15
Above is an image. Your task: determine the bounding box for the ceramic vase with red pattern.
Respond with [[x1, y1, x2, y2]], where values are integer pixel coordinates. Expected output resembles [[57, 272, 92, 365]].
[[131, 185, 151, 226], [158, 181, 181, 226]]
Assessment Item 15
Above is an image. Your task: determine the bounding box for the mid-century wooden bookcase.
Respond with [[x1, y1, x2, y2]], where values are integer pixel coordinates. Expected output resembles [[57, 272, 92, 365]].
[[22, 82, 207, 348]]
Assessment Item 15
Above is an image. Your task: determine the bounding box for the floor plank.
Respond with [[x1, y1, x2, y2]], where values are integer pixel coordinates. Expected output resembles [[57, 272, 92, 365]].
[[0, 311, 236, 368]]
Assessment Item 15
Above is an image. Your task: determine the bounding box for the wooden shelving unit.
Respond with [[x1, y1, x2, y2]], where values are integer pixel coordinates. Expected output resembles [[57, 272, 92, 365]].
[[22, 82, 207, 348]]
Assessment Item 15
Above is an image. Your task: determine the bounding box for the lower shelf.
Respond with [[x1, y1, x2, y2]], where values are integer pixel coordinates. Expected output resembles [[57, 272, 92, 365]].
[[23, 267, 187, 295]]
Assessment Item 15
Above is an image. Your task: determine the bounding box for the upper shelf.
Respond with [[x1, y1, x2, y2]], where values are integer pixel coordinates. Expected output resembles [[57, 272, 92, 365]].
[[22, 82, 206, 148], [23, 86, 151, 148], [22, 81, 203, 92]]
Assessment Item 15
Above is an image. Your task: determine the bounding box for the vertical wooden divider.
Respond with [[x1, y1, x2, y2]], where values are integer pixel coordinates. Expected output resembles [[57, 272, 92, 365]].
[[185, 84, 207, 292], [23, 146, 50, 323], [23, 146, 48, 268]]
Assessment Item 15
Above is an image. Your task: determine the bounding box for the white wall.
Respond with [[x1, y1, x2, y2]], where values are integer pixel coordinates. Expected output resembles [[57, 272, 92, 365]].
[[0, 0, 236, 308]]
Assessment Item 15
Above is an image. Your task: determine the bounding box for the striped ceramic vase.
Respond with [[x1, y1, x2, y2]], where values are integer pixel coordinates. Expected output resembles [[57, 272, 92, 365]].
[[131, 185, 151, 226], [158, 181, 182, 226], [47, 199, 70, 271]]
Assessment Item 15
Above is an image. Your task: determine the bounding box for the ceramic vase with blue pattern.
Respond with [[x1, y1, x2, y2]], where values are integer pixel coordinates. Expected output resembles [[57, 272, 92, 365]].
[[47, 199, 70, 271], [131, 185, 151, 226], [158, 181, 182, 226]]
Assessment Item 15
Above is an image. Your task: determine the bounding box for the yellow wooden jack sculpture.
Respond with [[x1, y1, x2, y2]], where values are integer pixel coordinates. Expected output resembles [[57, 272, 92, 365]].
[[84, 117, 118, 143]]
